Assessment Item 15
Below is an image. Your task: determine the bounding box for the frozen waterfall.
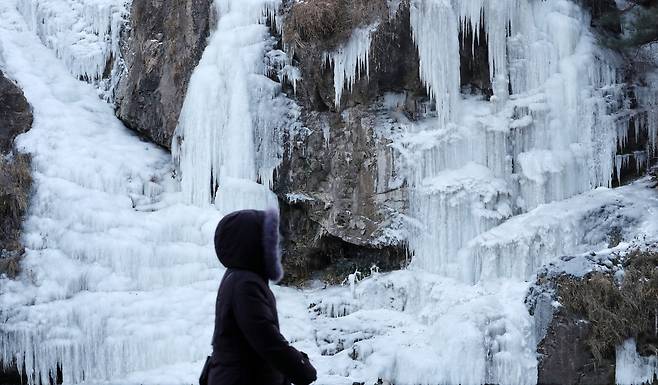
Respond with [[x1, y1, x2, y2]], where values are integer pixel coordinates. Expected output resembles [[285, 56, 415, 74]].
[[0, 1, 301, 384], [172, 0, 288, 212], [0, 1, 221, 382], [400, 0, 645, 281], [1, 0, 658, 384]]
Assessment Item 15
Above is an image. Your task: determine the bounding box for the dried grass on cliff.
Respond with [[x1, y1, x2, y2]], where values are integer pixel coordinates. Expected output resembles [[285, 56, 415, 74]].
[[283, 0, 388, 49], [557, 250, 658, 362], [0, 152, 32, 278]]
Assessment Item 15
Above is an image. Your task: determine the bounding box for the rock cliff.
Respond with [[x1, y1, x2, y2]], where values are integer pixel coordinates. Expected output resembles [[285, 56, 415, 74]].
[[114, 0, 212, 149]]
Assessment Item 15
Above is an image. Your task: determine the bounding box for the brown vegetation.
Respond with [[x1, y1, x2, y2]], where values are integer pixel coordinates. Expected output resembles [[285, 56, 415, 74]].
[[557, 250, 658, 362], [0, 153, 32, 278], [283, 0, 389, 50]]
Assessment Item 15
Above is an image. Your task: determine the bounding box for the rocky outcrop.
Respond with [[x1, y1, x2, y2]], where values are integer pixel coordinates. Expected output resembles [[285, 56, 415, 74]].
[[0, 70, 33, 279], [528, 249, 658, 385], [0, 71, 32, 153], [114, 0, 212, 149], [275, 0, 422, 281]]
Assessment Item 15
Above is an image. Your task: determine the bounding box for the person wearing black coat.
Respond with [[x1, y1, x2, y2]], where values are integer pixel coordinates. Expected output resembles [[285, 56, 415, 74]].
[[207, 209, 317, 385]]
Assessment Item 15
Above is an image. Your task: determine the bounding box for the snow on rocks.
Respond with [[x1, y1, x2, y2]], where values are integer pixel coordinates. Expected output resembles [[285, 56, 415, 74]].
[[463, 178, 658, 284], [307, 270, 538, 385]]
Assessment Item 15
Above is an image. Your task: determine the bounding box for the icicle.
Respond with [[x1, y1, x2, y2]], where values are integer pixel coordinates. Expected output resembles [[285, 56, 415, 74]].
[[454, 0, 516, 104], [324, 25, 376, 110], [634, 151, 648, 174], [410, 0, 461, 125], [614, 154, 633, 184]]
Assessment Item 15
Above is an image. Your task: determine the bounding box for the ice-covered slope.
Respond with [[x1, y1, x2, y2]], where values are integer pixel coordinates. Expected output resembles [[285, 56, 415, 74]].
[[0, 1, 221, 383]]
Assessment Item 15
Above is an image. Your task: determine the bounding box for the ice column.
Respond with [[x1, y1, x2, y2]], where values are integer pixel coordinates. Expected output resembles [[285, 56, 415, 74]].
[[636, 76, 658, 155], [410, 0, 461, 126], [172, 0, 283, 212], [408, 163, 512, 276]]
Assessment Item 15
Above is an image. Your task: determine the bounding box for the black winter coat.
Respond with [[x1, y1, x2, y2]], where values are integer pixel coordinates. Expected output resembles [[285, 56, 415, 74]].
[[209, 209, 317, 385]]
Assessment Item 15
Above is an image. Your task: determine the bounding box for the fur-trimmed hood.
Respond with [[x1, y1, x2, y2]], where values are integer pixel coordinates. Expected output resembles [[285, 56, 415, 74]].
[[214, 209, 283, 282]]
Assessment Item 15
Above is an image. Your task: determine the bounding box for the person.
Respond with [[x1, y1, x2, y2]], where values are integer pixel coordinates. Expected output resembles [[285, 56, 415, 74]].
[[206, 209, 317, 385]]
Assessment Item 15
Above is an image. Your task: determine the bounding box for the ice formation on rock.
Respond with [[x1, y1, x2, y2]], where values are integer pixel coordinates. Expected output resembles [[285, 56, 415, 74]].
[[463, 180, 656, 283], [172, 0, 295, 211], [323, 25, 377, 109], [398, 0, 658, 281], [16, 0, 129, 98], [616, 339, 658, 385]]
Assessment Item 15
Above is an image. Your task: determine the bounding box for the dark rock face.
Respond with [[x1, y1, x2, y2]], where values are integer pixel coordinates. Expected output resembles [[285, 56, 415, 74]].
[[0, 71, 33, 278], [275, 1, 423, 280], [276, 106, 410, 282], [276, 103, 410, 282], [537, 311, 616, 385], [0, 71, 32, 153], [530, 271, 617, 385], [581, 0, 622, 33], [114, 0, 212, 149]]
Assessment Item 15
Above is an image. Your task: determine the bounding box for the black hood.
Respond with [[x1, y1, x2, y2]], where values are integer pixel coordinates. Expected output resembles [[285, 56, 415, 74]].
[[214, 209, 283, 282]]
